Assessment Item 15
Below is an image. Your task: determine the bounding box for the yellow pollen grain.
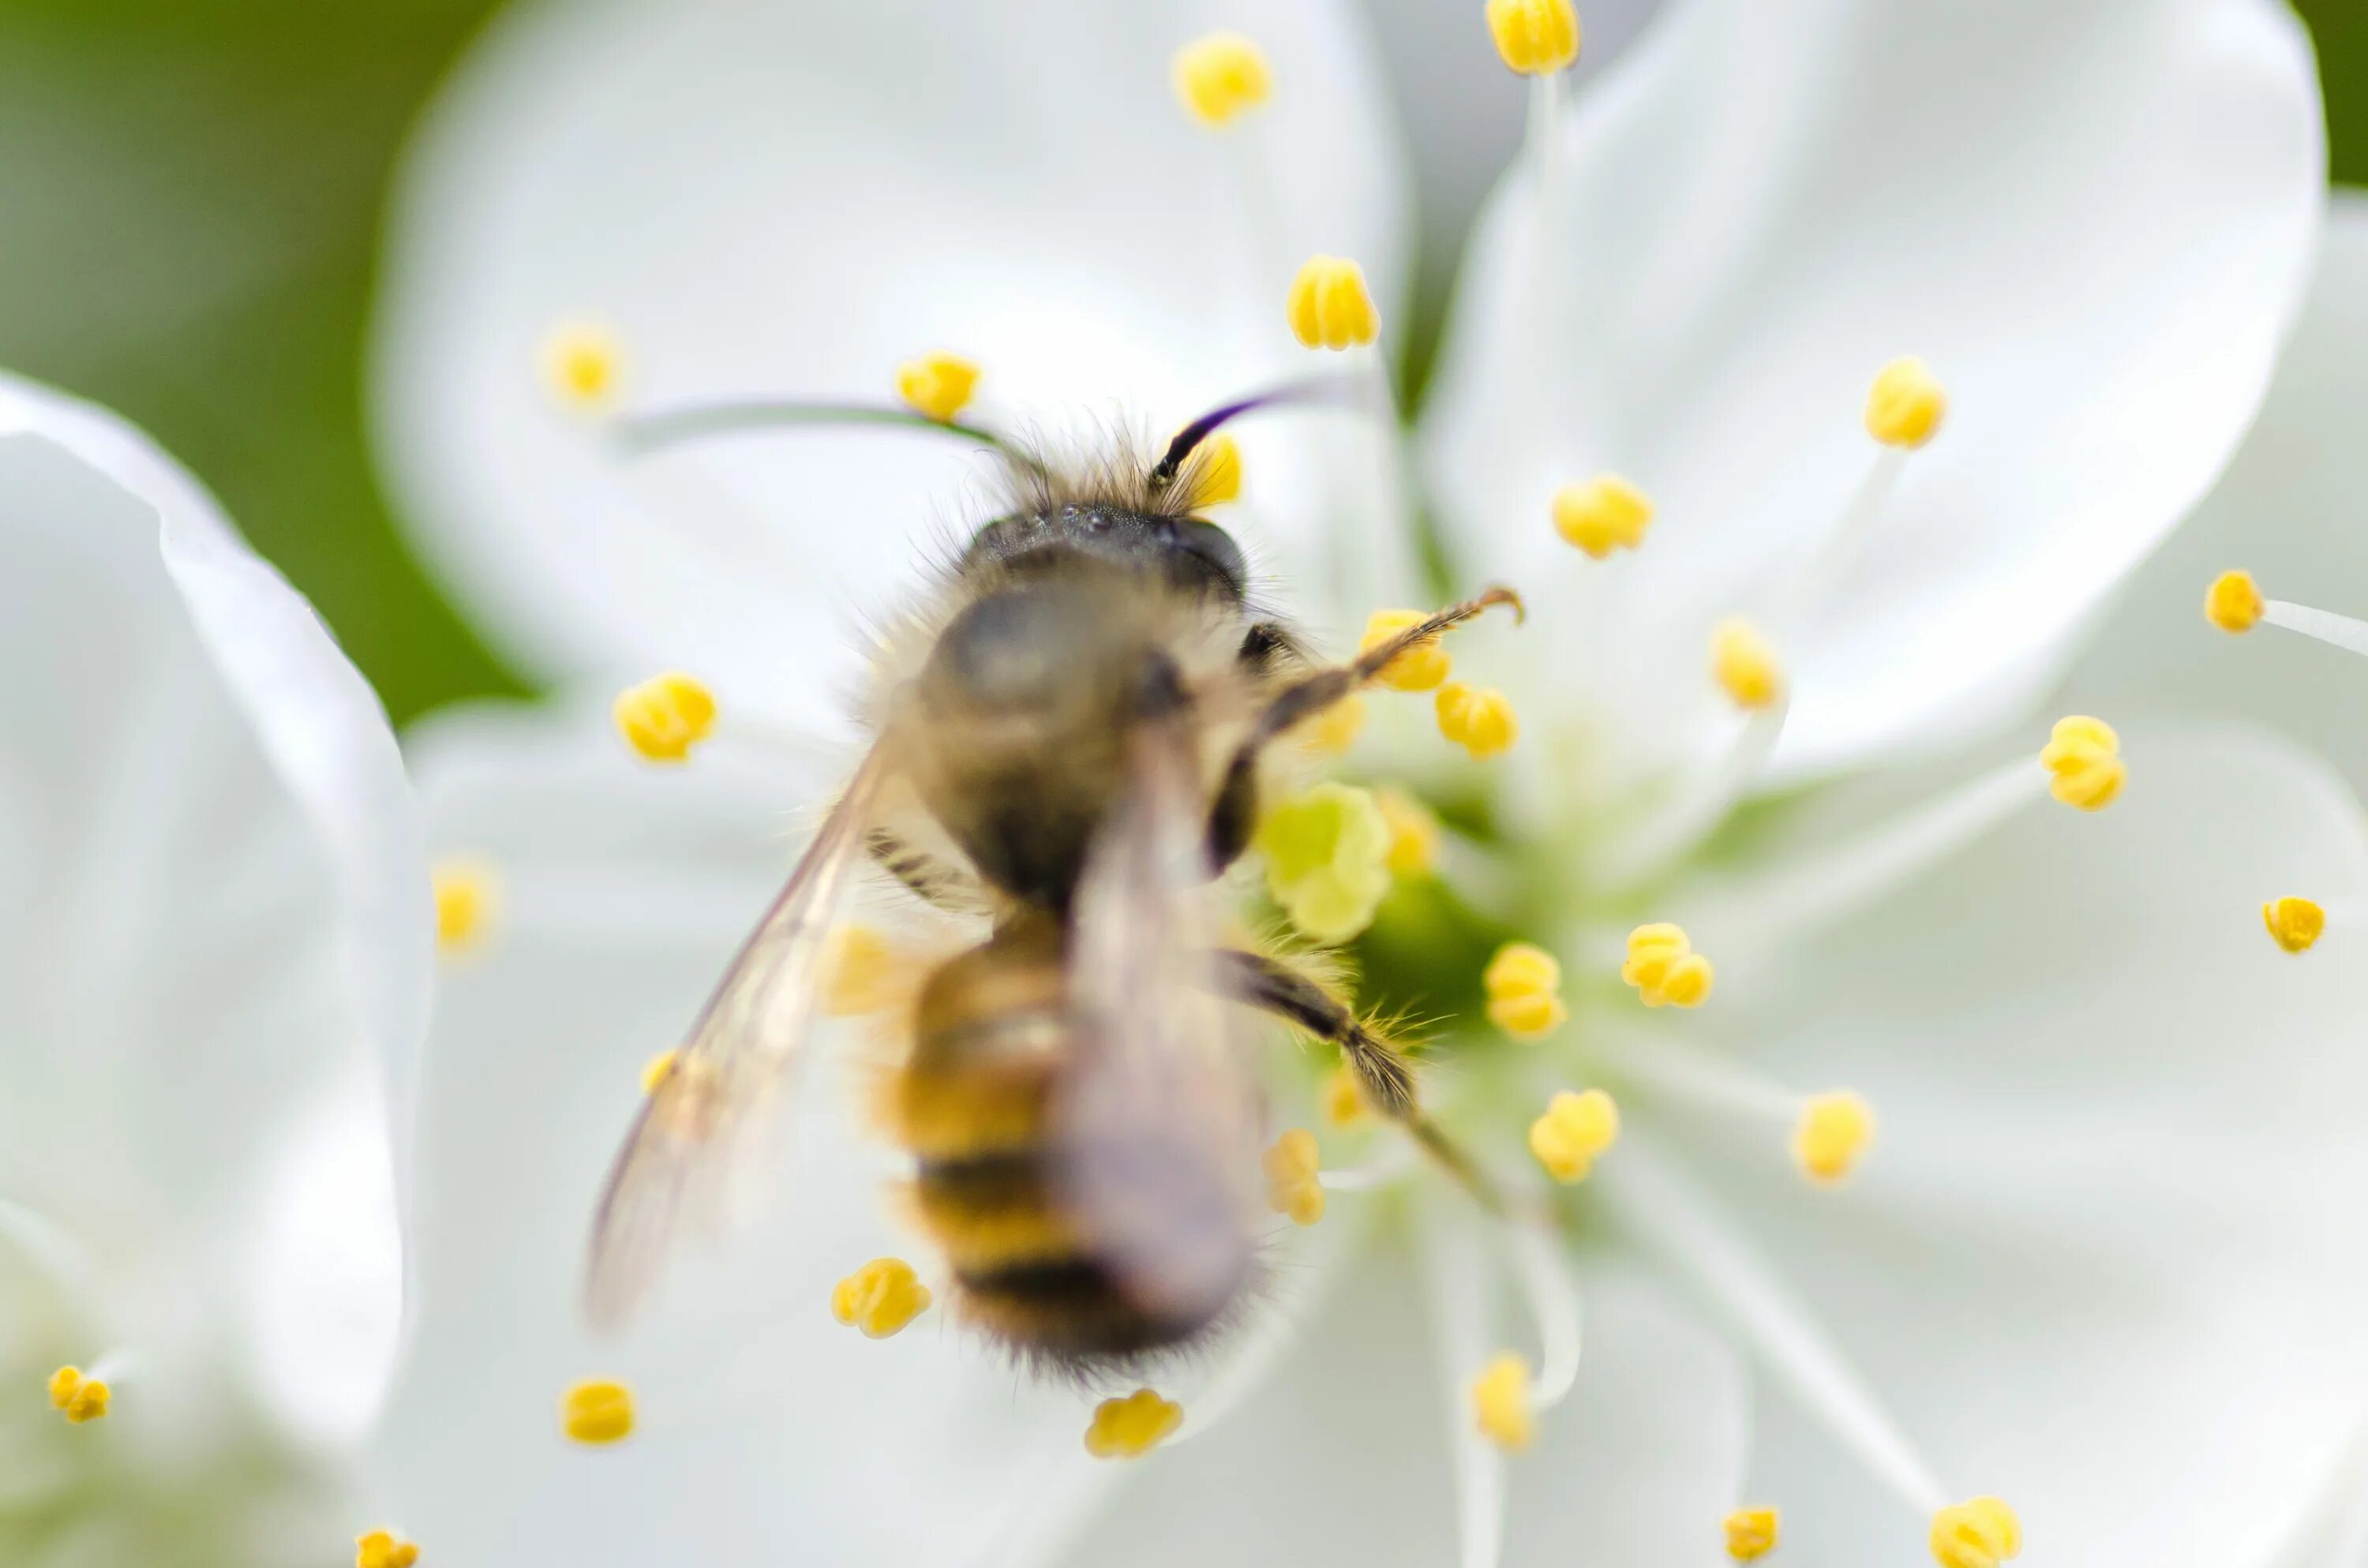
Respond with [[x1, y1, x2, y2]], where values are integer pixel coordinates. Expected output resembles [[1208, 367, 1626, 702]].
[[1360, 608, 1452, 691], [560, 1379, 635, 1445], [1298, 692, 1368, 756], [1085, 1389, 1184, 1459], [432, 858, 500, 956], [2205, 569, 2265, 633], [1930, 1496, 2021, 1568], [1195, 432, 1245, 506], [47, 1366, 109, 1424], [1725, 1507, 1780, 1562], [832, 1257, 933, 1338], [355, 1531, 420, 1568], [1437, 682, 1519, 760], [1711, 619, 1784, 709], [894, 351, 980, 423], [1553, 473, 1655, 559], [2039, 714, 2125, 811], [1286, 255, 1380, 350], [825, 924, 901, 1016], [612, 671, 717, 764], [539, 317, 624, 415], [1622, 922, 1715, 1009], [2263, 896, 2325, 955], [1486, 0, 1581, 74], [639, 1049, 677, 1095], [1528, 1088, 1620, 1183], [1484, 941, 1567, 1041], [1323, 1062, 1369, 1127], [1470, 1353, 1535, 1452], [1256, 783, 1392, 945], [1375, 788, 1440, 878], [1794, 1092, 1875, 1184], [1262, 1128, 1326, 1226], [1865, 357, 1947, 448], [1172, 31, 1272, 127]]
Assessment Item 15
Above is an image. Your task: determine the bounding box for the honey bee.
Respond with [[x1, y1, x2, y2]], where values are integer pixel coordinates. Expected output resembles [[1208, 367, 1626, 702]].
[[587, 383, 1520, 1372]]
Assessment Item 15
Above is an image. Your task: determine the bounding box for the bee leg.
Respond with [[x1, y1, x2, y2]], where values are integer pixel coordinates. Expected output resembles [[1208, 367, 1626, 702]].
[[1235, 620, 1310, 678], [1211, 949, 1505, 1213], [1205, 586, 1523, 868]]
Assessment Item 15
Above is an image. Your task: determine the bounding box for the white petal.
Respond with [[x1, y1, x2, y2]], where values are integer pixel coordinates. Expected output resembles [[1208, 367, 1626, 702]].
[[373, 0, 1414, 732], [1421, 0, 2321, 803]]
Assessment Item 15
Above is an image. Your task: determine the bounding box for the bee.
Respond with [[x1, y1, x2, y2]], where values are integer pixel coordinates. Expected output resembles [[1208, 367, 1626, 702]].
[[586, 381, 1520, 1372]]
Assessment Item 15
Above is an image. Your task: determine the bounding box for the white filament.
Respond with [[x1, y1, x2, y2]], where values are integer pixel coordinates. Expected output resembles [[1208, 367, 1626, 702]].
[[2264, 600, 2368, 657], [1417, 1188, 1512, 1568]]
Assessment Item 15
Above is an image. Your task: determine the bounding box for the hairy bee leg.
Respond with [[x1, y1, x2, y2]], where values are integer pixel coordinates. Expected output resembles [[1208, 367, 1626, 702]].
[[864, 828, 980, 912], [1205, 586, 1523, 867], [1210, 949, 1505, 1214]]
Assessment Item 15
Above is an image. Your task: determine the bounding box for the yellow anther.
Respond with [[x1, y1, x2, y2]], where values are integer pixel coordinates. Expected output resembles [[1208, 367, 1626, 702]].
[[47, 1366, 109, 1424], [1710, 619, 1784, 710], [1725, 1507, 1780, 1562], [1173, 31, 1272, 127], [831, 1257, 934, 1338], [895, 351, 980, 423], [2038, 714, 2125, 811], [825, 925, 900, 1016], [431, 858, 500, 956], [539, 318, 624, 414], [1528, 1088, 1621, 1183], [1930, 1496, 2021, 1568], [612, 672, 717, 764], [1286, 255, 1381, 350], [1621, 922, 1714, 1009], [1794, 1092, 1875, 1184], [1436, 683, 1519, 760], [1323, 1062, 1369, 1128], [1195, 432, 1245, 506], [1865, 357, 1948, 449], [1085, 1389, 1184, 1458], [355, 1531, 420, 1568], [1256, 783, 1391, 944], [1486, 0, 1581, 74], [1469, 1353, 1535, 1452], [2263, 896, 2325, 955], [2205, 569, 2265, 633], [1262, 1128, 1326, 1226], [1297, 692, 1367, 756], [560, 1379, 635, 1445], [1360, 608, 1452, 691], [1375, 788, 1440, 878], [639, 1049, 677, 1095], [1484, 941, 1568, 1040], [1552, 473, 1655, 559]]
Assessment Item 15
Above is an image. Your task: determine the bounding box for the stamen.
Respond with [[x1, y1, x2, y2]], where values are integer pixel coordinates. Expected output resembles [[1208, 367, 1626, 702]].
[[1864, 357, 1949, 449], [1323, 1063, 1370, 1128], [1527, 1089, 1619, 1183], [1377, 788, 1441, 878], [560, 1379, 635, 1445], [1418, 1192, 1513, 1568], [1286, 255, 1381, 351], [2263, 896, 2325, 954], [825, 925, 900, 1016], [1255, 783, 1392, 943], [355, 1531, 420, 1568], [1486, 0, 1581, 74], [2205, 569, 2265, 633], [894, 351, 981, 424], [1172, 32, 1272, 127], [1437, 683, 1519, 760], [1552, 473, 1654, 559], [46, 1365, 109, 1424], [1468, 1353, 1535, 1451], [1622, 923, 1714, 1009], [612, 672, 717, 764], [1262, 1129, 1326, 1226], [539, 317, 625, 415], [1793, 1092, 1876, 1184], [431, 857, 500, 956], [2038, 715, 2125, 811], [1360, 608, 1453, 690], [1725, 1508, 1780, 1561], [1930, 1497, 2022, 1568], [1297, 692, 1367, 756], [831, 1258, 933, 1338], [2204, 571, 2368, 657], [1483, 941, 1568, 1040], [1084, 1389, 1183, 1458], [1711, 619, 1785, 710], [638, 1050, 676, 1095]]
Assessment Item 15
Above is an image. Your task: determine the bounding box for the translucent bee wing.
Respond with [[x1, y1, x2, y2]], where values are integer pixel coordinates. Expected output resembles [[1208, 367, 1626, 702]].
[[584, 744, 891, 1332]]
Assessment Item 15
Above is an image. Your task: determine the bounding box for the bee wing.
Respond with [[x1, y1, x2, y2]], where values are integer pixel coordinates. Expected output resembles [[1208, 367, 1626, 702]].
[[1053, 722, 1265, 1325], [584, 744, 890, 1332]]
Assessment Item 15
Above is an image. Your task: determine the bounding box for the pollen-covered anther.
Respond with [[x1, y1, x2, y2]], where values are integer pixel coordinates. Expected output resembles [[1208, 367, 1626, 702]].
[[1486, 0, 1581, 74], [1262, 1128, 1326, 1226], [1484, 941, 1567, 1040], [1553, 473, 1655, 559], [560, 1379, 635, 1445], [47, 1366, 109, 1424], [2263, 896, 2325, 955], [355, 1530, 420, 1568], [1375, 788, 1440, 878], [1865, 357, 1948, 449], [894, 350, 980, 423], [1297, 692, 1367, 756], [539, 317, 624, 414], [1710, 619, 1784, 710], [1528, 1088, 1620, 1183], [1360, 608, 1452, 690], [2205, 569, 2265, 633], [1173, 31, 1272, 127], [1286, 255, 1380, 350], [1323, 1062, 1369, 1127], [832, 1257, 933, 1338], [1621, 922, 1715, 1009], [1437, 682, 1519, 760], [1470, 1353, 1535, 1452], [612, 672, 717, 764], [1257, 783, 1392, 944], [825, 925, 900, 1016], [1085, 1389, 1183, 1458], [432, 858, 500, 956], [1794, 1092, 1875, 1184], [1930, 1496, 2021, 1568], [1195, 432, 1245, 506], [638, 1050, 677, 1095], [2038, 715, 2125, 811], [1725, 1507, 1780, 1562]]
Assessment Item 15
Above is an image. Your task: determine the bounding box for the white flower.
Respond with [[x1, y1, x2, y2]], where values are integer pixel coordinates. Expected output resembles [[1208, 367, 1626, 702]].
[[362, 1, 2356, 1566], [0, 374, 430, 1565]]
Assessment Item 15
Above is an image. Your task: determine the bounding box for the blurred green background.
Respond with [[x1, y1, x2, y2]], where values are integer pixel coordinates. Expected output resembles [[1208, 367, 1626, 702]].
[[0, 0, 2359, 727]]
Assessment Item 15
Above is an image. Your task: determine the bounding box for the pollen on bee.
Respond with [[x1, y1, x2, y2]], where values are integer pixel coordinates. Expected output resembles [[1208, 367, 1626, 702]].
[[1469, 1353, 1535, 1452], [1262, 1128, 1326, 1226], [1930, 1496, 2021, 1568], [1486, 0, 1581, 75], [2205, 569, 2265, 633], [1865, 357, 1948, 449], [1793, 1092, 1875, 1184], [1710, 619, 1784, 710], [1621, 922, 1714, 1009], [1725, 1507, 1781, 1562], [538, 317, 625, 415], [1360, 609, 1452, 691], [1085, 1389, 1184, 1458], [831, 1257, 933, 1338], [1436, 683, 1519, 760], [1286, 255, 1381, 350], [2038, 715, 2124, 811], [432, 857, 500, 956], [1553, 474, 1654, 559], [1484, 941, 1566, 1040], [612, 672, 717, 764], [355, 1530, 420, 1568], [1172, 31, 1272, 127], [895, 351, 981, 423], [47, 1366, 109, 1424], [1528, 1088, 1620, 1183], [2262, 896, 2325, 955], [560, 1379, 635, 1445]]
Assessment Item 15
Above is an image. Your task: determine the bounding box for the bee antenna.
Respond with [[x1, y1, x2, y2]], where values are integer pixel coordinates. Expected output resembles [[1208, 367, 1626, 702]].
[[610, 399, 1036, 470], [1147, 375, 1364, 494]]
